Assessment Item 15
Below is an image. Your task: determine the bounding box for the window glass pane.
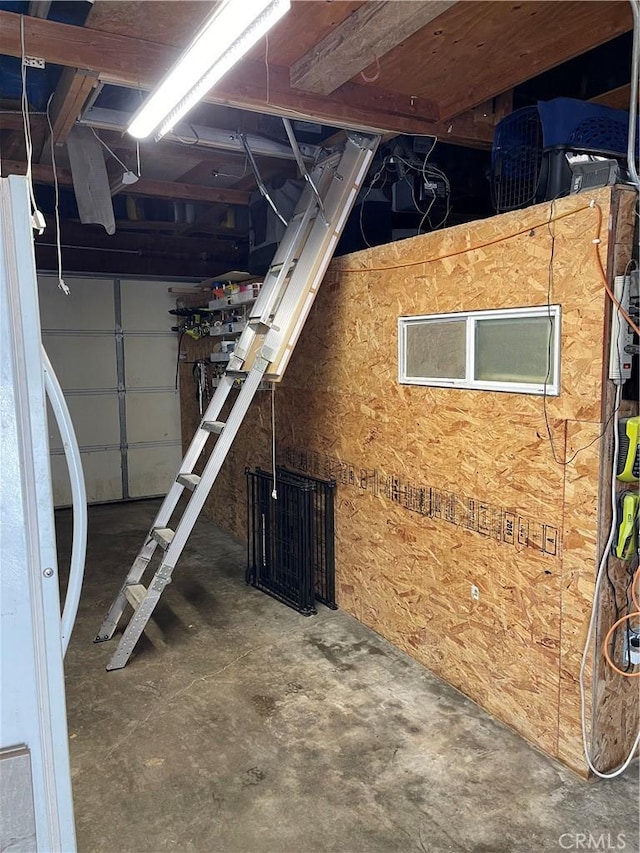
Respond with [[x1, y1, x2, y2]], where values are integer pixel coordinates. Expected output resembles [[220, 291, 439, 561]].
[[405, 319, 466, 379], [474, 315, 555, 384]]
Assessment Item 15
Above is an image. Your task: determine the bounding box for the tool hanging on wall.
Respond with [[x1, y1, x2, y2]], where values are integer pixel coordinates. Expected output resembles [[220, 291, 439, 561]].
[[192, 360, 211, 416], [616, 416, 639, 482], [613, 490, 639, 560], [169, 306, 214, 340]]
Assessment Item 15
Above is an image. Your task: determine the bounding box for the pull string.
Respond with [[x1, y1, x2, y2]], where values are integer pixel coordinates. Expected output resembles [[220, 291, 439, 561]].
[[271, 381, 277, 500], [45, 93, 70, 295]]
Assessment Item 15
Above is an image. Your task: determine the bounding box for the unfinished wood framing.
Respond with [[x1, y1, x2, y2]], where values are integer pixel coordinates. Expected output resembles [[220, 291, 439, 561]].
[[48, 67, 97, 144], [290, 1, 457, 96], [0, 160, 250, 206], [180, 186, 636, 777]]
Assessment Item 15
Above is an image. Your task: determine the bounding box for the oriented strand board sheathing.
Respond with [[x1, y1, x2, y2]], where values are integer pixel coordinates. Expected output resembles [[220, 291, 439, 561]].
[[181, 187, 635, 776], [590, 187, 639, 774]]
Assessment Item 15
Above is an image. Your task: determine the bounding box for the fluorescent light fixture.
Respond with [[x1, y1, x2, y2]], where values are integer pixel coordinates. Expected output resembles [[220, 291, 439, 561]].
[[128, 0, 291, 141]]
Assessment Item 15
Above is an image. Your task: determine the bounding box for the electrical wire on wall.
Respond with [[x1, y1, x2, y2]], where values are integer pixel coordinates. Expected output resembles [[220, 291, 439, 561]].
[[271, 381, 277, 500], [19, 15, 45, 235], [358, 137, 452, 248], [579, 385, 640, 779], [45, 93, 70, 295], [90, 127, 132, 175], [579, 0, 640, 771]]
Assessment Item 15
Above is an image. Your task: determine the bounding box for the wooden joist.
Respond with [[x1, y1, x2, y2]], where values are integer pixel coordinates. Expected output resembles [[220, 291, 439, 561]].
[[49, 68, 97, 144], [589, 84, 632, 111], [290, 0, 458, 96], [1, 159, 251, 206], [0, 10, 440, 136]]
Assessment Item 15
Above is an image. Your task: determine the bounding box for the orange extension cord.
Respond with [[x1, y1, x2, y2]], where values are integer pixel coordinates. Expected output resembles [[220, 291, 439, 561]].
[[604, 566, 640, 678], [340, 199, 640, 338], [343, 196, 640, 678]]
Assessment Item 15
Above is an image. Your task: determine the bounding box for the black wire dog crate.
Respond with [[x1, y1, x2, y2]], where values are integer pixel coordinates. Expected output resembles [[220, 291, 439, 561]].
[[246, 467, 337, 615]]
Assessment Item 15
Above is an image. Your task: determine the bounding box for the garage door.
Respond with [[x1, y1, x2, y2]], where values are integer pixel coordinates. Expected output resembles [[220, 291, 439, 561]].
[[39, 275, 183, 506]]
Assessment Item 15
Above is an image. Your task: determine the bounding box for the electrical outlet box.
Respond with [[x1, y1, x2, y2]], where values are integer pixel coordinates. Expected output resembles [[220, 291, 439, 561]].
[[609, 275, 634, 383], [623, 629, 640, 667]]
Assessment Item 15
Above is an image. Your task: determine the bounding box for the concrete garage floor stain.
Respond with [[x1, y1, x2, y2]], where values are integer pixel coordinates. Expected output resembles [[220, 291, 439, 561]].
[[55, 500, 639, 853]]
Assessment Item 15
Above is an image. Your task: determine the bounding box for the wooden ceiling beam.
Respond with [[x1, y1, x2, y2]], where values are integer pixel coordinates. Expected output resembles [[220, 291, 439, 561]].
[[48, 67, 98, 144], [589, 84, 632, 111], [1, 159, 251, 206], [0, 10, 440, 135], [38, 219, 245, 257], [395, 1, 633, 122], [291, 0, 457, 96]]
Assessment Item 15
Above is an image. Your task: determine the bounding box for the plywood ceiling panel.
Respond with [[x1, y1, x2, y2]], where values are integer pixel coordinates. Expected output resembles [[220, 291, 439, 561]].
[[88, 0, 366, 66], [246, 0, 366, 66], [87, 0, 218, 47], [353, 0, 633, 120]]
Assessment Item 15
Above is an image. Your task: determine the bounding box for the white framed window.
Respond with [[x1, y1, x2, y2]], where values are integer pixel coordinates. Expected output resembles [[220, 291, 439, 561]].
[[398, 305, 561, 395]]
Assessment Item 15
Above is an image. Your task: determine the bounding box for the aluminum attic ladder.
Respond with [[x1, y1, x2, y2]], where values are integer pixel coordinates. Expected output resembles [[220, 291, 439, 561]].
[[95, 129, 379, 670]]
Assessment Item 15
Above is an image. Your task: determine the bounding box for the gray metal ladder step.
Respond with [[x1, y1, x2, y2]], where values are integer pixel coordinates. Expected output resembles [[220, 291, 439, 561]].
[[247, 319, 273, 332], [124, 583, 147, 610], [202, 420, 225, 434], [177, 473, 200, 491], [94, 127, 380, 671], [151, 527, 174, 549]]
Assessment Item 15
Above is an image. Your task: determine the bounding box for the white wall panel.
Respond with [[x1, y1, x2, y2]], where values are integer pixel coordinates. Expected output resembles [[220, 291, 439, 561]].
[[126, 392, 181, 445], [124, 335, 176, 388], [127, 446, 182, 499], [120, 279, 177, 331], [39, 275, 182, 506], [50, 450, 122, 506], [38, 276, 114, 331], [46, 395, 120, 452], [41, 334, 117, 390]]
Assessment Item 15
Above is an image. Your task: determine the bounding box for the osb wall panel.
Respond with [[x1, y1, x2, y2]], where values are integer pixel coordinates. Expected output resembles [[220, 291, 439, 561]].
[[180, 186, 635, 776], [591, 186, 639, 773]]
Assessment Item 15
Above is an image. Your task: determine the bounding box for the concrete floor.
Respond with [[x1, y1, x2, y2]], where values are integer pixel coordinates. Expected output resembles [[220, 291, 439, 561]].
[[58, 499, 638, 853]]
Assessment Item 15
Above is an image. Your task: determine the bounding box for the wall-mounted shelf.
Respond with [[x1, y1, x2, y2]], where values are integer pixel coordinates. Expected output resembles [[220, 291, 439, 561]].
[[209, 322, 246, 337]]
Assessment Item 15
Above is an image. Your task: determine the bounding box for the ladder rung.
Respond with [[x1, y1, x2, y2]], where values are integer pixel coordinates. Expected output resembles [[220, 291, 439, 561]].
[[225, 369, 248, 378], [177, 473, 200, 491], [152, 527, 175, 549], [202, 420, 225, 434], [124, 583, 147, 610], [247, 319, 272, 332]]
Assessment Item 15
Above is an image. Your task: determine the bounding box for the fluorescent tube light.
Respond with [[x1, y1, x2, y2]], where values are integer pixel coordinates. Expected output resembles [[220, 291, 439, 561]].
[[128, 0, 290, 141]]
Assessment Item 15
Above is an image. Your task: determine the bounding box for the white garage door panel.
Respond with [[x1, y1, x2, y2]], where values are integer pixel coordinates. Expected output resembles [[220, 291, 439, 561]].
[[120, 280, 177, 331], [42, 335, 117, 390], [124, 336, 177, 388], [38, 276, 114, 331], [50, 450, 122, 506], [127, 445, 182, 499], [39, 274, 184, 506], [126, 392, 181, 444], [46, 395, 120, 452]]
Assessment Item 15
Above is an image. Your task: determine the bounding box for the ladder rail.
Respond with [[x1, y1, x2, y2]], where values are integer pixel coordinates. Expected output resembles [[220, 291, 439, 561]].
[[259, 134, 377, 373], [95, 130, 381, 668], [234, 155, 343, 366]]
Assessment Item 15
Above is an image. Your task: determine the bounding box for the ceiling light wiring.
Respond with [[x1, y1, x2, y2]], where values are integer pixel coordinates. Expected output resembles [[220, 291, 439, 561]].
[[19, 15, 44, 231], [45, 93, 70, 296], [90, 126, 131, 173]]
